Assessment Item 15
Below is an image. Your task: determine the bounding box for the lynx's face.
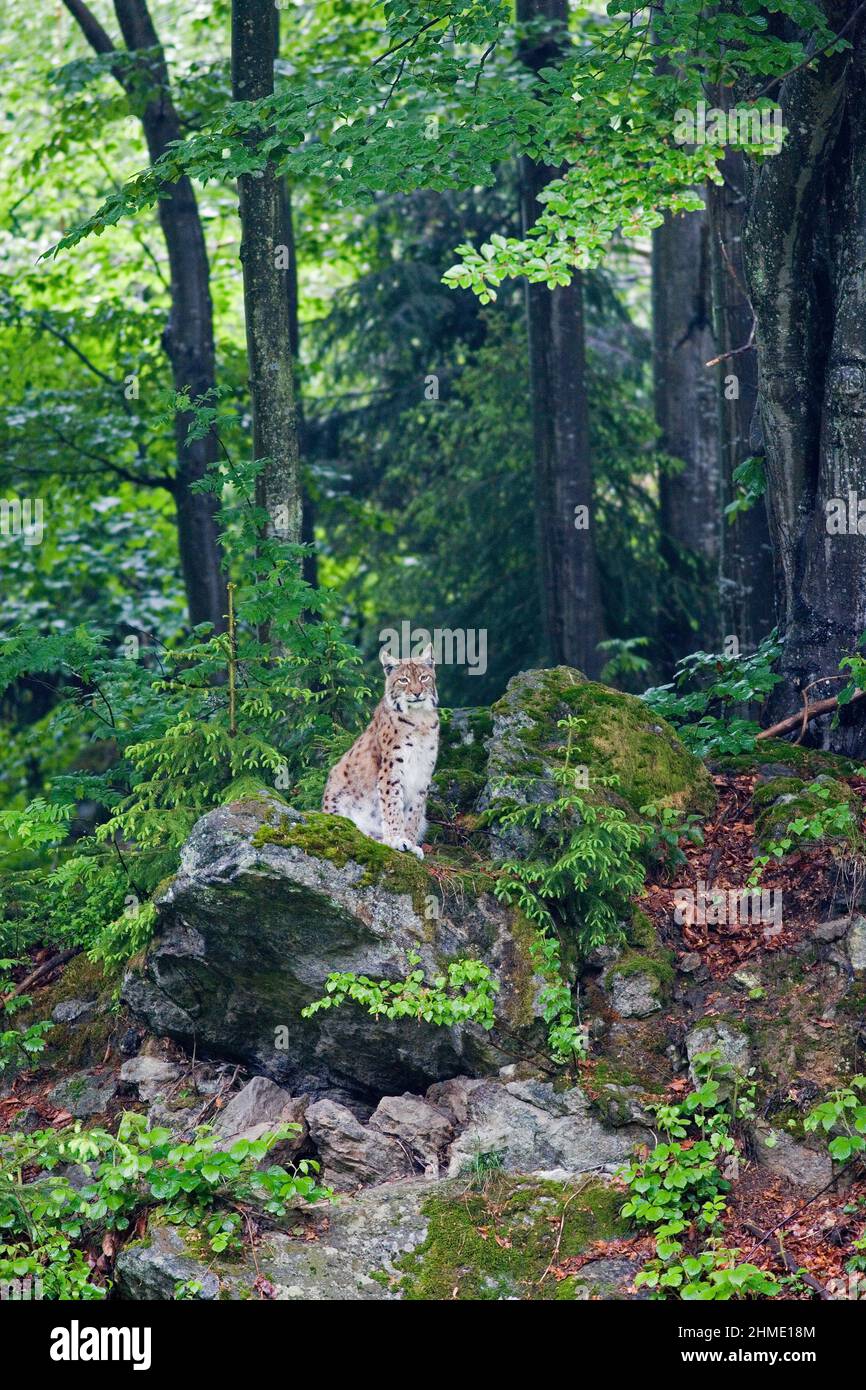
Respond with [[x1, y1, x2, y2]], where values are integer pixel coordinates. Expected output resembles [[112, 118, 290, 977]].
[[380, 645, 438, 714]]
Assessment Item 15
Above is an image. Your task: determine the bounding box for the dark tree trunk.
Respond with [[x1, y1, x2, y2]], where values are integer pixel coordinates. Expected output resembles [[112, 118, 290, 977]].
[[232, 0, 302, 549], [706, 150, 775, 660], [653, 210, 720, 670], [517, 0, 605, 676], [62, 0, 227, 632], [742, 3, 866, 753]]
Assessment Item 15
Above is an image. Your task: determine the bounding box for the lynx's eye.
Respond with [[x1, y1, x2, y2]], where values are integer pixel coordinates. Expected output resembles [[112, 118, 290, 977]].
[[395, 676, 408, 685], [421, 672, 432, 682]]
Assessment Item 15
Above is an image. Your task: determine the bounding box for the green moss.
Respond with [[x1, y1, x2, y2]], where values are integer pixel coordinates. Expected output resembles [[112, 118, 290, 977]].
[[437, 708, 493, 777], [584, 1058, 644, 1089], [253, 810, 434, 913], [712, 739, 863, 779], [491, 667, 716, 819], [754, 775, 857, 848], [626, 908, 657, 951], [605, 951, 674, 991], [392, 1176, 626, 1300], [16, 954, 121, 1073]]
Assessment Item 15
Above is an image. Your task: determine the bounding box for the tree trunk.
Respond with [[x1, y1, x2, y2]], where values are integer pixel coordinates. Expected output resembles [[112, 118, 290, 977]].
[[653, 210, 720, 670], [517, 0, 606, 676], [742, 3, 866, 753], [62, 0, 227, 632], [706, 149, 775, 660], [232, 0, 302, 549]]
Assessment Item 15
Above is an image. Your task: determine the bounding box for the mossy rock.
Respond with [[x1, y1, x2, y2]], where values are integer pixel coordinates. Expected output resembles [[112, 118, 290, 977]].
[[604, 950, 674, 1019], [711, 738, 864, 780], [253, 808, 433, 913], [753, 774, 858, 849], [123, 797, 547, 1101], [480, 668, 716, 851], [393, 1175, 627, 1301]]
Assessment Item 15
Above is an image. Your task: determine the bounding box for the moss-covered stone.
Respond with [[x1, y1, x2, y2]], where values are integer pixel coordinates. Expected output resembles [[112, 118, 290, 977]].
[[392, 1175, 626, 1300], [712, 739, 864, 780], [605, 951, 674, 991], [485, 666, 716, 820], [753, 775, 858, 849], [253, 809, 434, 911]]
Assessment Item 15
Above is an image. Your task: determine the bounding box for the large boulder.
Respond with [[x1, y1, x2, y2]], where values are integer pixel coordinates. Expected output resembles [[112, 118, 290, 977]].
[[478, 667, 715, 858], [115, 1172, 629, 1301], [122, 797, 541, 1103]]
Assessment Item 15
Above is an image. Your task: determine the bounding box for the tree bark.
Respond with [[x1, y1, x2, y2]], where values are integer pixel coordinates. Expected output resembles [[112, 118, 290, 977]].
[[517, 0, 606, 676], [742, 2, 866, 753], [653, 209, 721, 670], [62, 0, 227, 632], [706, 149, 775, 660], [232, 0, 302, 551]]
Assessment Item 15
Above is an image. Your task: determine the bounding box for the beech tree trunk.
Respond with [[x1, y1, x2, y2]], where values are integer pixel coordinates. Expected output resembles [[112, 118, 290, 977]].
[[653, 210, 720, 670], [742, 3, 866, 753], [63, 0, 227, 632], [517, 0, 606, 676], [706, 149, 775, 660], [232, 0, 302, 548]]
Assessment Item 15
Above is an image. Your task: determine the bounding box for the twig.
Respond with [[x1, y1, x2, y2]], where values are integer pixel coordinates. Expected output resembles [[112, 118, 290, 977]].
[[740, 1158, 859, 1266], [742, 1221, 829, 1298], [705, 315, 755, 368], [4, 948, 81, 1001], [537, 1182, 589, 1285]]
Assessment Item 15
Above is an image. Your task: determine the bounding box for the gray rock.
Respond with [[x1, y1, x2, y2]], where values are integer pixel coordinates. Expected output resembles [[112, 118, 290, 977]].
[[594, 1084, 653, 1128], [306, 1099, 414, 1188], [846, 915, 866, 970], [753, 1125, 833, 1189], [8, 1105, 41, 1134], [48, 1070, 117, 1119], [117, 1174, 625, 1302], [813, 917, 851, 943], [51, 999, 96, 1026], [213, 1076, 307, 1145], [607, 968, 662, 1018], [686, 1019, 751, 1077], [212, 1076, 308, 1159], [122, 796, 539, 1101], [442, 1077, 647, 1177], [678, 952, 703, 974], [118, 1182, 435, 1302], [120, 1056, 182, 1102], [115, 1225, 220, 1300], [368, 1093, 453, 1177], [570, 1256, 643, 1300]]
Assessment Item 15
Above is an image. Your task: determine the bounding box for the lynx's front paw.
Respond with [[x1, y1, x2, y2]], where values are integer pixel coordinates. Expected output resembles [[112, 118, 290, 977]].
[[388, 836, 424, 859]]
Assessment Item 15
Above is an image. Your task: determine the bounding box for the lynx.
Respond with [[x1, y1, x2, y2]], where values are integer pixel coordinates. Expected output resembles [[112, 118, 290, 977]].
[[322, 644, 439, 859]]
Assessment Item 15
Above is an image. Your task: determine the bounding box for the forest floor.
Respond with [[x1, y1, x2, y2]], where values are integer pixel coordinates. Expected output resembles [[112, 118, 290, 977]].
[[3, 768, 866, 1299], [575, 767, 866, 1298]]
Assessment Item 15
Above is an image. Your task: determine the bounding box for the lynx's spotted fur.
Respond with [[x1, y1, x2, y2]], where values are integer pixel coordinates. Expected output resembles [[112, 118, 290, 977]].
[[322, 644, 439, 859]]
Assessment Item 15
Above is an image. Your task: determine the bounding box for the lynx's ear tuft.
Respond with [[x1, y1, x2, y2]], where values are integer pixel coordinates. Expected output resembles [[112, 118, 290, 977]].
[[418, 642, 435, 667], [380, 646, 399, 671]]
